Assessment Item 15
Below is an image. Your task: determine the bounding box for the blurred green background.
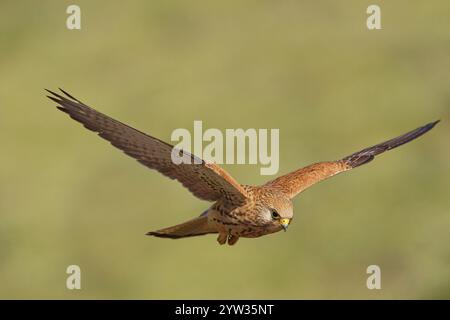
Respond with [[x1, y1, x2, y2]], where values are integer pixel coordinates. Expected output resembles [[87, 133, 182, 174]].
[[1, 0, 449, 299]]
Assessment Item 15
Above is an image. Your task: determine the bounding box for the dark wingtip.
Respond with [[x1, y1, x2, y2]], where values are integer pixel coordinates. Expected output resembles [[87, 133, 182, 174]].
[[343, 120, 440, 169], [47, 95, 62, 105], [59, 87, 72, 98], [45, 88, 59, 97], [59, 88, 85, 103], [45, 88, 78, 101], [420, 120, 440, 134], [428, 120, 440, 128]]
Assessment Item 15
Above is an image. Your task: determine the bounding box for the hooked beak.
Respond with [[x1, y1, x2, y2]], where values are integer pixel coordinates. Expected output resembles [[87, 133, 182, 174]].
[[280, 218, 290, 232]]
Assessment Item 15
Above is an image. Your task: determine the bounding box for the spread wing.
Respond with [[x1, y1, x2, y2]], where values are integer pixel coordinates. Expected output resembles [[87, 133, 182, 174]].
[[264, 121, 439, 199], [46, 88, 248, 203]]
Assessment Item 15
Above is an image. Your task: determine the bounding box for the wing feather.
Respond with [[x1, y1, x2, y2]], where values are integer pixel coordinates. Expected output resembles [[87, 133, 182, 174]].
[[47, 89, 248, 203], [264, 121, 439, 198]]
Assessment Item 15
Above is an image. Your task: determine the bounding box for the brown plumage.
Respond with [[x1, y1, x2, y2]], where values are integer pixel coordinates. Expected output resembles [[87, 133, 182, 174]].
[[47, 89, 439, 245]]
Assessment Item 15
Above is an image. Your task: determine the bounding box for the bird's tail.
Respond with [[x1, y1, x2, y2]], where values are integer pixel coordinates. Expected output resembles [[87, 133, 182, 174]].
[[146, 215, 216, 239]]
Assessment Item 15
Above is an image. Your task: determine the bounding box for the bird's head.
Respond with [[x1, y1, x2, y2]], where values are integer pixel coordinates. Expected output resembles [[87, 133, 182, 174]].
[[258, 189, 293, 232]]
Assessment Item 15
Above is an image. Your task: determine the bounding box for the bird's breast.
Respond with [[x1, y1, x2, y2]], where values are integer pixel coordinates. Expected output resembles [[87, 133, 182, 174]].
[[207, 208, 278, 238]]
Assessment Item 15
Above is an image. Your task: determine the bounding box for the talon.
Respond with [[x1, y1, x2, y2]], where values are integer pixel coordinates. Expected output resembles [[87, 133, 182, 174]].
[[217, 234, 227, 245], [227, 235, 239, 246]]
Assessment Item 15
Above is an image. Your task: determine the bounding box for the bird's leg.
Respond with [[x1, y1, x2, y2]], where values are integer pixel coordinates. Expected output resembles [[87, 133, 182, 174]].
[[228, 235, 239, 246], [217, 233, 227, 245]]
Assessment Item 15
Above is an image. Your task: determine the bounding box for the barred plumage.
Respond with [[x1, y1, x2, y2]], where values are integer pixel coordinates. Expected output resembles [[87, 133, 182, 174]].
[[47, 89, 439, 245]]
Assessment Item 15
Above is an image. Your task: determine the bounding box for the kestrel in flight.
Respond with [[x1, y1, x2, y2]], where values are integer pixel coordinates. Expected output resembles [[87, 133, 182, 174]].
[[47, 89, 439, 246]]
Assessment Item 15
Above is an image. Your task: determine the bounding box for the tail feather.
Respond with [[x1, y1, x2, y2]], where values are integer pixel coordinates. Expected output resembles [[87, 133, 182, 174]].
[[146, 215, 216, 239]]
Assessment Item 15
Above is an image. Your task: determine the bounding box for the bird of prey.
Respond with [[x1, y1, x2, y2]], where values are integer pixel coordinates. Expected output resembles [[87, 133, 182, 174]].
[[46, 89, 439, 246]]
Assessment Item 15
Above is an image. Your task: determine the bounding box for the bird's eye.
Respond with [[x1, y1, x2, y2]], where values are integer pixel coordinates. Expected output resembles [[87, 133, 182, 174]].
[[271, 210, 280, 220]]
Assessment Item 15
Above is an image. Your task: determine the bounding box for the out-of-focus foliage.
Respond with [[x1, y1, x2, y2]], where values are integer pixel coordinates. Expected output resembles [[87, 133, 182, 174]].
[[0, 0, 449, 299]]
